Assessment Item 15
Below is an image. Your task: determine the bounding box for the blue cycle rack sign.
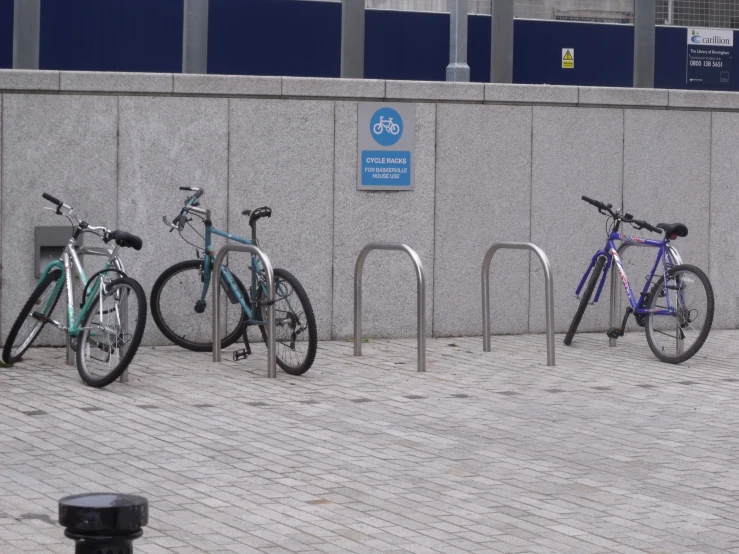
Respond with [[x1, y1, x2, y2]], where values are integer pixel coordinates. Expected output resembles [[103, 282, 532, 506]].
[[358, 103, 415, 190]]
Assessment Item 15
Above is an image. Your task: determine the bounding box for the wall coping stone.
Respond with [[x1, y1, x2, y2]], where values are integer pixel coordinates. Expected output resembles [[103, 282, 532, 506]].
[[0, 70, 60, 91], [668, 89, 739, 110], [1, 70, 739, 111], [485, 83, 577, 105], [579, 86, 668, 108], [282, 76, 385, 99], [174, 74, 281, 96], [60, 71, 174, 94]]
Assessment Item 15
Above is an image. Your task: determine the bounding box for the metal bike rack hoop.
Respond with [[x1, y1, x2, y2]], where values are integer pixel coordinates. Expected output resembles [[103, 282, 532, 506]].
[[212, 245, 276, 378], [482, 242, 555, 366], [354, 242, 426, 372], [609, 242, 682, 348]]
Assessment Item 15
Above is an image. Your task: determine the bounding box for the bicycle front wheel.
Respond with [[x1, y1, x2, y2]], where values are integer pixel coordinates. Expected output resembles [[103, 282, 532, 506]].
[[76, 276, 147, 388], [150, 260, 246, 352], [258, 268, 317, 375], [2, 269, 64, 363], [564, 256, 606, 346], [645, 264, 714, 364]]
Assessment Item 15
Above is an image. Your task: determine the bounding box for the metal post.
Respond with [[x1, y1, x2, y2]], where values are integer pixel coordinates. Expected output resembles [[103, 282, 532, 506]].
[[354, 243, 426, 372], [490, 0, 514, 83], [212, 245, 276, 378], [340, 0, 365, 78], [59, 493, 148, 553], [119, 290, 129, 383], [65, 335, 74, 366], [12, 0, 40, 69], [609, 243, 682, 347], [482, 242, 554, 366], [446, 0, 470, 82], [667, 0, 674, 24], [182, 0, 209, 74], [633, 0, 656, 88]]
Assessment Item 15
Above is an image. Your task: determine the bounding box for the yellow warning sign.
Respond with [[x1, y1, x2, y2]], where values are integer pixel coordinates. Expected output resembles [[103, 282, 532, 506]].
[[562, 48, 574, 69]]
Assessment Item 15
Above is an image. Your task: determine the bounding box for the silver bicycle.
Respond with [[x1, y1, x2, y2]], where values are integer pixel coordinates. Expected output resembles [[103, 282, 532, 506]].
[[2, 193, 148, 388]]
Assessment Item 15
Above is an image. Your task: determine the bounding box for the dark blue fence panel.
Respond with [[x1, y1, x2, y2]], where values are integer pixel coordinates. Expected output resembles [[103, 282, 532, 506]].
[[365, 9, 447, 81], [513, 19, 633, 87], [0, 1, 737, 90], [0, 0, 13, 69], [469, 15, 491, 82], [39, 0, 182, 72], [209, 0, 340, 77]]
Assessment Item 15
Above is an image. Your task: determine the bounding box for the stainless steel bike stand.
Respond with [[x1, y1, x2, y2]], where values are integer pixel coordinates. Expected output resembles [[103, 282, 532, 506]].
[[609, 242, 682, 348], [211, 245, 276, 378], [482, 242, 555, 366], [119, 290, 129, 383], [353, 243, 426, 372]]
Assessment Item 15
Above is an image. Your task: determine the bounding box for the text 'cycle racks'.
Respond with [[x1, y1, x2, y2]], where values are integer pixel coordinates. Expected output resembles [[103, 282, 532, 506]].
[[211, 244, 277, 378]]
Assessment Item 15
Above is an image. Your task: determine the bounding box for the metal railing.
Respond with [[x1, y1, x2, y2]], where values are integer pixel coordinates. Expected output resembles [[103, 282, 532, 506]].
[[482, 242, 555, 366], [211, 245, 276, 378], [609, 242, 682, 348], [354, 242, 426, 372]]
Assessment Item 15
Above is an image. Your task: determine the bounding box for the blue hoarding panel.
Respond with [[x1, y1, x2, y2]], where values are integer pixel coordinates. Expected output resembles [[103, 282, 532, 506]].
[[39, 0, 182, 72], [513, 19, 633, 87], [0, 0, 13, 69], [209, 0, 341, 77]]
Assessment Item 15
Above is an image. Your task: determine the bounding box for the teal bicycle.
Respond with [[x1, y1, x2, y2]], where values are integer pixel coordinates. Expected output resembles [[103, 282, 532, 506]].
[[151, 187, 317, 375], [2, 193, 147, 388]]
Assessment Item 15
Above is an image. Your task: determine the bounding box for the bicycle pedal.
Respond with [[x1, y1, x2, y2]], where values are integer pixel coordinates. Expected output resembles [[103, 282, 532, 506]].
[[606, 327, 625, 339], [31, 311, 48, 323], [233, 349, 249, 362]]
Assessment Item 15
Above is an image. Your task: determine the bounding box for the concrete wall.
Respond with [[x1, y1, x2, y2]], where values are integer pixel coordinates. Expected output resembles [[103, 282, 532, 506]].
[[1, 71, 738, 345]]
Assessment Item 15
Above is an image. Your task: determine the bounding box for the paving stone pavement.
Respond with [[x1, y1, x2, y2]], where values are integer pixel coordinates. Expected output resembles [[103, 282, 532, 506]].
[[1, 330, 739, 553]]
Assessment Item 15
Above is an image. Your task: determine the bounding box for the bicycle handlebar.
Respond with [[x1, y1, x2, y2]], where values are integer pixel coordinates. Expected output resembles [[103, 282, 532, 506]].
[[581, 196, 662, 234], [163, 188, 206, 232], [42, 192, 63, 207]]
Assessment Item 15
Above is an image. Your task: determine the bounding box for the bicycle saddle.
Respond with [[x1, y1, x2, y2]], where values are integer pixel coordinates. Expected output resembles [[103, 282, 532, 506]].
[[656, 223, 688, 239], [108, 230, 143, 250], [241, 206, 272, 226]]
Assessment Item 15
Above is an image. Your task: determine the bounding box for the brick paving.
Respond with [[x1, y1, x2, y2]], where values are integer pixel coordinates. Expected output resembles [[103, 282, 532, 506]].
[[1, 330, 738, 553]]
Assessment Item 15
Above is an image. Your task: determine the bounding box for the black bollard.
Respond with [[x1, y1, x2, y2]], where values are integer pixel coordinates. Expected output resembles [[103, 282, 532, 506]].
[[59, 493, 148, 554]]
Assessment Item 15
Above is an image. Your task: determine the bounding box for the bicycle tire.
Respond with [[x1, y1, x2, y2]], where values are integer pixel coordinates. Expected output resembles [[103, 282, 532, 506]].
[[150, 259, 247, 352], [76, 276, 147, 388], [644, 264, 714, 364], [564, 256, 606, 346], [2, 269, 64, 363], [257, 268, 317, 375]]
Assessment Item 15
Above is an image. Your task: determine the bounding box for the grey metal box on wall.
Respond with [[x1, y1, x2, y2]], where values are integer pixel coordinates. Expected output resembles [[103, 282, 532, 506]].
[[35, 226, 73, 277]]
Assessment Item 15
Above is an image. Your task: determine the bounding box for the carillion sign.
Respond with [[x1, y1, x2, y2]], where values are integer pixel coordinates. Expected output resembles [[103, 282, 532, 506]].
[[687, 28, 733, 86]]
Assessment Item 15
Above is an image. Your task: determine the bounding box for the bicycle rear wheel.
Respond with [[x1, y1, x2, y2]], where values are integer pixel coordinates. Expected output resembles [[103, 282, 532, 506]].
[[645, 264, 714, 364], [150, 260, 246, 352], [2, 269, 64, 363], [564, 256, 606, 346], [76, 276, 147, 388], [257, 268, 317, 375]]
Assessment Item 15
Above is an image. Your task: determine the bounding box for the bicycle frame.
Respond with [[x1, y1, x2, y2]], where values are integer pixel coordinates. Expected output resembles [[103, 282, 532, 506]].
[[38, 240, 124, 337], [575, 231, 679, 316], [183, 196, 266, 326]]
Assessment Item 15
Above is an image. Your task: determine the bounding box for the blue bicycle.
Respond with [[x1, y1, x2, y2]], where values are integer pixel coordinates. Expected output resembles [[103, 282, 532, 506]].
[[564, 196, 714, 364], [150, 188, 317, 375]]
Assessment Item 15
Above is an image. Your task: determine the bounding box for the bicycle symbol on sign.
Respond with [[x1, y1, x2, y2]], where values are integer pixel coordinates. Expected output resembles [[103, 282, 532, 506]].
[[373, 117, 401, 136]]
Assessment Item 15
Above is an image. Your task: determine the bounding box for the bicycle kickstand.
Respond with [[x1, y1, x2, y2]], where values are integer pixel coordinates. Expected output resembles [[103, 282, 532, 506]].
[[232, 322, 252, 362], [607, 308, 633, 340]]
